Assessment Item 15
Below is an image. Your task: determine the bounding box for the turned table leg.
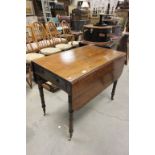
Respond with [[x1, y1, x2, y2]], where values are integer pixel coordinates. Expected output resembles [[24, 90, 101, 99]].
[[38, 84, 46, 115], [68, 95, 73, 141], [111, 80, 118, 100]]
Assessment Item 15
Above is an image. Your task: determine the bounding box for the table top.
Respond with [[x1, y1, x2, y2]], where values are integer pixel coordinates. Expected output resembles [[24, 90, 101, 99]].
[[83, 24, 112, 29], [80, 40, 113, 46], [33, 45, 125, 83]]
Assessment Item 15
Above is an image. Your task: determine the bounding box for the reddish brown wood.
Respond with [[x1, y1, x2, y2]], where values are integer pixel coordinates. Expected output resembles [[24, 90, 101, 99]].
[[32, 45, 126, 139], [33, 45, 126, 83], [71, 56, 125, 110]]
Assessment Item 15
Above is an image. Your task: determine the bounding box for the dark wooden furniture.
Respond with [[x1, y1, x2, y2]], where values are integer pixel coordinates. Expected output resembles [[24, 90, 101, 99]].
[[117, 32, 129, 64], [96, 14, 116, 26], [83, 24, 113, 42], [32, 45, 126, 140], [60, 20, 83, 41], [71, 5, 90, 31], [79, 40, 114, 48]]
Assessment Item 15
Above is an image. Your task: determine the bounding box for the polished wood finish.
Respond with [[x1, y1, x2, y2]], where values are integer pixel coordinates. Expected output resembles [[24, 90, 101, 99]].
[[33, 45, 125, 83], [70, 55, 125, 110], [32, 45, 126, 140]]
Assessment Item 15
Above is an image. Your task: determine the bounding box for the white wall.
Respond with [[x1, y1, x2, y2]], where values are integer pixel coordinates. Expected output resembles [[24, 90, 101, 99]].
[[90, 0, 118, 11], [71, 0, 119, 12]]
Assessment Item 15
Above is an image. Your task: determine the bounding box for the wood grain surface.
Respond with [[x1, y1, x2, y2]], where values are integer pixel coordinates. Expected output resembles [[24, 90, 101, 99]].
[[33, 45, 126, 84]]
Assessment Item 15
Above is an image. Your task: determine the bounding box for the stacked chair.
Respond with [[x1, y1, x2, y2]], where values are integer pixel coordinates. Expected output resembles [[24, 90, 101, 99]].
[[60, 20, 80, 47], [33, 22, 72, 51], [45, 21, 76, 50], [45, 21, 67, 44], [26, 25, 44, 88], [26, 21, 80, 89], [26, 23, 61, 90], [31, 22, 63, 56]]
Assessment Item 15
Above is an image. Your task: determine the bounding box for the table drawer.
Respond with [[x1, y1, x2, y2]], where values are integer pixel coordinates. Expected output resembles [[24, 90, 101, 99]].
[[33, 63, 70, 93]]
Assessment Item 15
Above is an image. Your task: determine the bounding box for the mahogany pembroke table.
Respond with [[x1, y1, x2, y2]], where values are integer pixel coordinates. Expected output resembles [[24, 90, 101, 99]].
[[32, 45, 126, 140]]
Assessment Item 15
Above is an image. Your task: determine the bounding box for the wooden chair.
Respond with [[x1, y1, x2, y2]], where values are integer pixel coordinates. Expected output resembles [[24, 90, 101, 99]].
[[26, 25, 44, 88], [31, 22, 62, 56], [61, 20, 74, 41], [45, 21, 74, 51], [45, 21, 67, 44], [26, 25, 59, 91], [61, 20, 80, 47]]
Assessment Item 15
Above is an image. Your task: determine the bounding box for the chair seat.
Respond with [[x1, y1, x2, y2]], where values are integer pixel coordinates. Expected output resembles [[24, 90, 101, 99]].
[[61, 38, 67, 43], [38, 40, 53, 48], [52, 38, 67, 44], [40, 47, 61, 55], [55, 43, 72, 50], [26, 42, 38, 52], [26, 53, 44, 63], [68, 41, 79, 47]]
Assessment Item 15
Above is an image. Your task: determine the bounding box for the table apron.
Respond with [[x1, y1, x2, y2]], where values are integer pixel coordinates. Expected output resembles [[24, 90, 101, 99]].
[[32, 62, 71, 94]]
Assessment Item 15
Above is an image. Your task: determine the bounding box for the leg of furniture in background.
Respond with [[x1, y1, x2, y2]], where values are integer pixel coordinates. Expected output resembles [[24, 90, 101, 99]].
[[38, 83, 46, 115], [68, 94, 73, 141], [26, 63, 33, 88], [28, 65, 33, 88], [117, 33, 129, 65], [126, 42, 129, 65], [111, 80, 118, 100]]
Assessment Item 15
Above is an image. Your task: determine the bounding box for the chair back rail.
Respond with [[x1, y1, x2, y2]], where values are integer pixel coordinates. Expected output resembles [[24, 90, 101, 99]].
[[45, 21, 66, 45], [31, 22, 54, 48], [26, 25, 40, 53], [45, 21, 59, 37], [61, 20, 75, 41]]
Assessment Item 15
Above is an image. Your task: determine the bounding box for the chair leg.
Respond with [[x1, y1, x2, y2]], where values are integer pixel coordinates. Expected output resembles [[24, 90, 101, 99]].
[[29, 66, 33, 88], [125, 43, 129, 65], [26, 78, 32, 88], [26, 64, 33, 88]]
